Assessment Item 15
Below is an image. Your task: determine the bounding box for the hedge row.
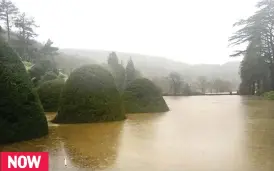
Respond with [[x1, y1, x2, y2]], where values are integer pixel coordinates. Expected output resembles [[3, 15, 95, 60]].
[[37, 79, 65, 112]]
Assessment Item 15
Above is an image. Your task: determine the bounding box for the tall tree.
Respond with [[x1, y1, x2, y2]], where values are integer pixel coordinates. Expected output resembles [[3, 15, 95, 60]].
[[125, 57, 136, 86], [211, 78, 232, 93], [107, 52, 126, 93], [38, 39, 59, 74], [182, 83, 191, 96], [0, 0, 19, 42], [168, 72, 182, 95], [239, 41, 269, 95], [229, 0, 274, 93], [27, 39, 60, 84], [107, 52, 119, 67], [39, 39, 59, 58], [14, 12, 38, 61], [196, 76, 207, 93]]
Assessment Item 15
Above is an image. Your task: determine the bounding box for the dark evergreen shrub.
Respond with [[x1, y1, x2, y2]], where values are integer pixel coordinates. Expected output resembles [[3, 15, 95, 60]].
[[29, 59, 58, 81], [40, 71, 58, 83], [0, 41, 48, 144], [123, 78, 169, 113], [37, 79, 65, 112], [52, 64, 125, 123], [107, 64, 126, 93]]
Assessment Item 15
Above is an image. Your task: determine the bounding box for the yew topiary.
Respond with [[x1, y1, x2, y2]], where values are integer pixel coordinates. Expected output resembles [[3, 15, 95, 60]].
[[37, 79, 65, 112], [52, 64, 125, 123], [0, 41, 48, 144], [123, 78, 169, 113]]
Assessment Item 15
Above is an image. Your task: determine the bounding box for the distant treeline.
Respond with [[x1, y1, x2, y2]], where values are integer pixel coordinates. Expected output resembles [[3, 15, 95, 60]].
[[152, 74, 233, 96]]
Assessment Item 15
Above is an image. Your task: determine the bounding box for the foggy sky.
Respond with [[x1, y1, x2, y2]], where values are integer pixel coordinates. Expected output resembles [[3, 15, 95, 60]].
[[12, 0, 258, 64]]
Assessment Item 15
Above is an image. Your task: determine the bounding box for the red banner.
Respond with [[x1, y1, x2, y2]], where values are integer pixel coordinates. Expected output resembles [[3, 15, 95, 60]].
[[0, 152, 49, 171]]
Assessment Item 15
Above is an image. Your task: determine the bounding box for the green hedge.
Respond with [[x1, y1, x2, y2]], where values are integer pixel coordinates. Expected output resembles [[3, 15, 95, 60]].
[[263, 91, 274, 100], [52, 64, 125, 123], [0, 41, 48, 144], [28, 59, 58, 81], [37, 79, 65, 112], [123, 78, 169, 113]]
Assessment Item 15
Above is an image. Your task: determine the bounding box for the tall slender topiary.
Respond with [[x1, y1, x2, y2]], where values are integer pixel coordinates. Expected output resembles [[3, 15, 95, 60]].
[[0, 40, 48, 144], [52, 64, 125, 123], [107, 52, 126, 93], [37, 79, 65, 112], [125, 57, 136, 86], [123, 78, 169, 113]]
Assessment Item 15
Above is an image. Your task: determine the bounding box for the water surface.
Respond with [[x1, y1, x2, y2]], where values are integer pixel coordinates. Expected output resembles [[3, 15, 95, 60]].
[[2, 96, 274, 171]]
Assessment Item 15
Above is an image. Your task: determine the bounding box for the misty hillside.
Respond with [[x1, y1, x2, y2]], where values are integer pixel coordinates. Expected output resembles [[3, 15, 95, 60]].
[[60, 48, 241, 89]]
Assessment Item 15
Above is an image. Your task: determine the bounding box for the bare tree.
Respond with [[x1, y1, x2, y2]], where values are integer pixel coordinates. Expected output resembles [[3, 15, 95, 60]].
[[168, 72, 183, 95], [196, 76, 207, 94]]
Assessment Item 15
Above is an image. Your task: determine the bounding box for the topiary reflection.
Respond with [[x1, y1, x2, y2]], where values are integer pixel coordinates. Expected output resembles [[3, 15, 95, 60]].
[[56, 121, 124, 170]]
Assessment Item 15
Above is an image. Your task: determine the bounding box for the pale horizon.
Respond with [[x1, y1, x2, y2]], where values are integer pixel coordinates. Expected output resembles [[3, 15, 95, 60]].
[[11, 0, 259, 65]]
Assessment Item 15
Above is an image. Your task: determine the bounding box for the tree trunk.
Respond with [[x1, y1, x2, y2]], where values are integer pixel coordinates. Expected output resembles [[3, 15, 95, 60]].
[[269, 64, 274, 91], [248, 84, 252, 95], [256, 80, 261, 95], [251, 82, 256, 95], [263, 74, 271, 92], [172, 82, 176, 96], [6, 13, 10, 42]]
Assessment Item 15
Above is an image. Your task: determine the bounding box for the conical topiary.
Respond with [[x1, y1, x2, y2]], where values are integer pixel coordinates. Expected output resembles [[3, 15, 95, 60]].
[[0, 41, 48, 144], [123, 78, 169, 113], [52, 64, 125, 123]]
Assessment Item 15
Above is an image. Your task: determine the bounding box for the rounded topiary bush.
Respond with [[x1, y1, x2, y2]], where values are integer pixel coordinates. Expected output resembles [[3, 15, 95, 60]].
[[52, 64, 125, 123], [37, 79, 65, 112], [123, 78, 169, 113], [0, 41, 48, 144]]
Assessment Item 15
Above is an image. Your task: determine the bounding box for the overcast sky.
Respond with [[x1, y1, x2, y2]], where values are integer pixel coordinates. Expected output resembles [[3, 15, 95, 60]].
[[12, 0, 258, 64]]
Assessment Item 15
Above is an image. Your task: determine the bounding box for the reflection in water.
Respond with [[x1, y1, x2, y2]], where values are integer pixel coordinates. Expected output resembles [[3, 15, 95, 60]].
[[2, 96, 274, 171], [2, 113, 124, 171], [240, 96, 274, 171], [58, 122, 124, 170], [125, 113, 165, 139], [0, 126, 60, 152], [115, 96, 249, 171]]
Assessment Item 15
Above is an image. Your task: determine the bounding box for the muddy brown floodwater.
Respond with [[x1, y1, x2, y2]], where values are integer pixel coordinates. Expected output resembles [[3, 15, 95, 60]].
[[2, 96, 274, 171]]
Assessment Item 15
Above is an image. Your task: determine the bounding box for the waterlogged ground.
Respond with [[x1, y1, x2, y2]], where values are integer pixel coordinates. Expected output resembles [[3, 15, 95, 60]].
[[2, 96, 274, 171]]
